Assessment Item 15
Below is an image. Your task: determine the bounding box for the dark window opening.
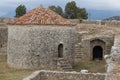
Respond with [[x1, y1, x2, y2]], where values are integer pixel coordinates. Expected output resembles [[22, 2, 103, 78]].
[[58, 44, 63, 58], [93, 46, 103, 60]]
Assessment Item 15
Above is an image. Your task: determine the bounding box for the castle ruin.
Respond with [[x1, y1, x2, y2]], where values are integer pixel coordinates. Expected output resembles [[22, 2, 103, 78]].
[[0, 6, 120, 80]]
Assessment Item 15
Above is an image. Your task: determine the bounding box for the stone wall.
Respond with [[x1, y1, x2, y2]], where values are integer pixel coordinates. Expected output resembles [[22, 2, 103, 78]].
[[82, 20, 101, 25], [7, 25, 76, 70], [0, 18, 14, 23], [23, 70, 106, 80], [69, 19, 81, 24], [70, 19, 120, 27], [0, 26, 8, 55], [79, 34, 114, 60], [105, 36, 120, 80]]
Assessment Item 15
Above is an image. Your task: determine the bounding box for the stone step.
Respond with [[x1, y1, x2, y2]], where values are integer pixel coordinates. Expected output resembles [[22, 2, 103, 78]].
[[60, 64, 72, 67], [75, 47, 80, 49], [75, 49, 81, 51], [61, 66, 72, 69], [75, 52, 81, 54], [62, 68, 73, 71], [75, 51, 81, 52], [61, 65, 73, 71], [76, 55, 81, 57]]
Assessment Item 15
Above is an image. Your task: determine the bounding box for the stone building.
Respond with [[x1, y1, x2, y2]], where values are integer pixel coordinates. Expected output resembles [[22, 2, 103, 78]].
[[81, 35, 114, 60], [7, 7, 76, 70], [74, 25, 114, 60]]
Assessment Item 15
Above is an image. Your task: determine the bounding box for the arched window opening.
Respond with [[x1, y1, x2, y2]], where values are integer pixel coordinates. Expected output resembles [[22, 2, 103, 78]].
[[93, 46, 103, 60], [58, 44, 63, 58]]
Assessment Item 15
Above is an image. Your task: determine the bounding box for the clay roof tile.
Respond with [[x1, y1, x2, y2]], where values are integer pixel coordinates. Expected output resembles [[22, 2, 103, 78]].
[[11, 7, 76, 26]]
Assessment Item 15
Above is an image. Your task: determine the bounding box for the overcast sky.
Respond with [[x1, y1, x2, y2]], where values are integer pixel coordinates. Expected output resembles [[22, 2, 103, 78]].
[[0, 0, 120, 17]]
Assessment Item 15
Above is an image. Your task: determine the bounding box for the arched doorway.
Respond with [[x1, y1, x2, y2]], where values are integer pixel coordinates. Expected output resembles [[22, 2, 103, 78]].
[[93, 46, 103, 60], [58, 44, 63, 58]]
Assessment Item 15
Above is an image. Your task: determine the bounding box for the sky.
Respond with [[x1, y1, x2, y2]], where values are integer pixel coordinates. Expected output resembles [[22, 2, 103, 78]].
[[0, 0, 120, 20]]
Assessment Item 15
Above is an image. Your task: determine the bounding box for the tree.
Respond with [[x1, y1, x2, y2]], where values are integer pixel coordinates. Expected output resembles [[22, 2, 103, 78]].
[[48, 5, 63, 16], [64, 1, 88, 19], [15, 5, 26, 17], [76, 7, 88, 19], [48, 5, 56, 12], [65, 1, 77, 19], [56, 6, 63, 16]]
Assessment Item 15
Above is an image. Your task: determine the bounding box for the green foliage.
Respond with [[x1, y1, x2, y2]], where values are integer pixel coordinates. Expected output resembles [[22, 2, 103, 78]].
[[15, 5, 26, 17], [76, 7, 88, 19], [73, 59, 106, 73], [48, 5, 63, 16], [48, 5, 56, 12], [65, 1, 88, 19], [65, 1, 77, 19], [48, 1, 88, 19]]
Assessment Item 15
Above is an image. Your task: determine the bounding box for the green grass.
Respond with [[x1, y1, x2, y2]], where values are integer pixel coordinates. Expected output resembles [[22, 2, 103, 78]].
[[73, 59, 106, 73], [0, 55, 106, 80], [0, 55, 34, 80]]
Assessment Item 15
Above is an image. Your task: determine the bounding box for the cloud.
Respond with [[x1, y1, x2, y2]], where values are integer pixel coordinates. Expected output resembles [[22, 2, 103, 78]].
[[76, 0, 120, 10], [0, 0, 120, 17]]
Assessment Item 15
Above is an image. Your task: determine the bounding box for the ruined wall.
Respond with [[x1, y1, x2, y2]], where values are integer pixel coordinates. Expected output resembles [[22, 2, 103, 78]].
[[69, 19, 101, 25], [80, 34, 114, 60], [23, 70, 105, 80], [7, 25, 76, 70], [105, 36, 120, 80], [0, 18, 14, 23], [102, 21, 120, 27], [69, 19, 81, 24], [0, 26, 8, 55], [70, 19, 120, 27]]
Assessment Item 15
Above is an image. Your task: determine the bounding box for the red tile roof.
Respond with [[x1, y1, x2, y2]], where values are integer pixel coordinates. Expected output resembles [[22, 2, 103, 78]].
[[11, 7, 76, 26]]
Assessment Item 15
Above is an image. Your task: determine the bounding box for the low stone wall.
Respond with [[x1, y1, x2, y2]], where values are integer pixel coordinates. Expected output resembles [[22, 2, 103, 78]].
[[82, 20, 101, 25], [23, 70, 106, 80], [69, 19, 81, 24], [0, 18, 14, 23], [69, 19, 120, 27], [102, 21, 120, 27]]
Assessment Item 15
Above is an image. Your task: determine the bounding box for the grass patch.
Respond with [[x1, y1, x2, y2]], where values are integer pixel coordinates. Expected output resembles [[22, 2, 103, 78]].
[[73, 59, 106, 73], [0, 55, 106, 80], [0, 55, 34, 80]]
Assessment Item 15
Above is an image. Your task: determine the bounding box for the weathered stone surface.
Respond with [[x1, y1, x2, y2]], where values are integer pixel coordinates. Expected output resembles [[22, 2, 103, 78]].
[[70, 19, 120, 27], [80, 69, 88, 73], [105, 36, 120, 80], [0, 27, 8, 55], [76, 34, 114, 60], [23, 70, 106, 80], [7, 25, 76, 70], [0, 18, 14, 23]]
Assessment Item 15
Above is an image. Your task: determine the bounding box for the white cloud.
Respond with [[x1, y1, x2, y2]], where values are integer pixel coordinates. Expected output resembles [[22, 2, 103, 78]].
[[0, 0, 120, 17], [76, 0, 120, 10]]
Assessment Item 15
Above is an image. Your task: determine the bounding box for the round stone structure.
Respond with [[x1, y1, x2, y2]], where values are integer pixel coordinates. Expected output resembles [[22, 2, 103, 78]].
[[7, 7, 76, 70]]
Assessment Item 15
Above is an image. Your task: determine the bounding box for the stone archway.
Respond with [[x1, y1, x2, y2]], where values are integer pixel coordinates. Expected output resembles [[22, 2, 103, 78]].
[[90, 39, 105, 60], [93, 46, 103, 60]]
